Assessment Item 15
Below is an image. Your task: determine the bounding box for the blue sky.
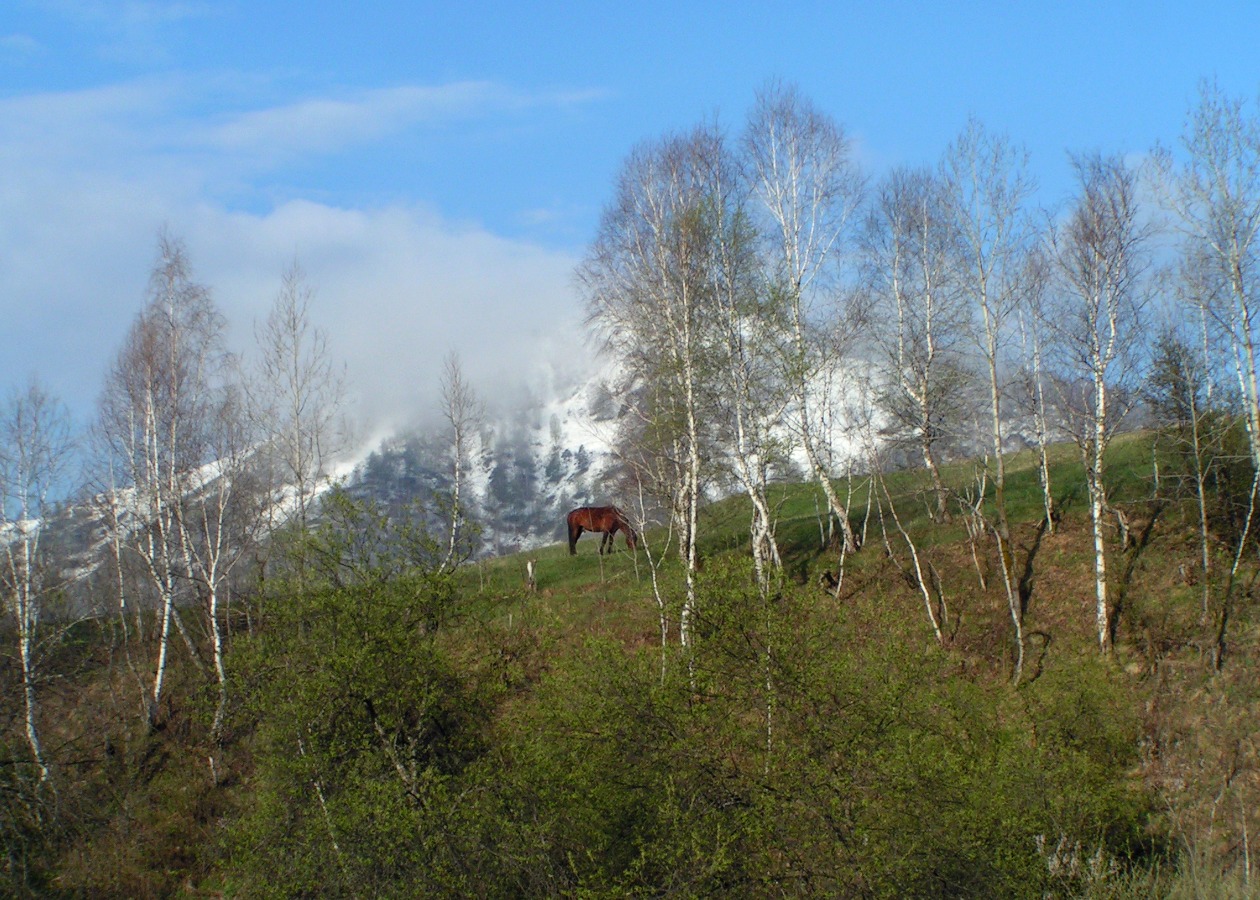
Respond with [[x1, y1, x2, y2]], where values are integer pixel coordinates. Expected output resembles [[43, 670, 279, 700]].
[[2, 0, 1259, 434]]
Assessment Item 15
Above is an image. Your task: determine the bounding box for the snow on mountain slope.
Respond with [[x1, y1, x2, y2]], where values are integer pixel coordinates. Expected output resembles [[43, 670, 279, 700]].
[[341, 358, 620, 555]]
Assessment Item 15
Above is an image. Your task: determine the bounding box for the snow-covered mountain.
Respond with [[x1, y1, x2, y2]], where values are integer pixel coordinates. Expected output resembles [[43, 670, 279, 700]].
[[340, 365, 623, 556]]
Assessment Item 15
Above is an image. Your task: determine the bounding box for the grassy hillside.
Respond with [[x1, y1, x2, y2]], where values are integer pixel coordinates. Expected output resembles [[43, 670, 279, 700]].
[[3, 431, 1258, 897]]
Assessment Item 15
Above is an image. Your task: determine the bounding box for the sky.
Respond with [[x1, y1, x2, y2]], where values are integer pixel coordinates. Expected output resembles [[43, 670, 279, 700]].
[[2, 1, 1259, 440]]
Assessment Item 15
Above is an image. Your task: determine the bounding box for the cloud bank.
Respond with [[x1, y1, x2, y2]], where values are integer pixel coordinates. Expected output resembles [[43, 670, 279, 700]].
[[0, 77, 594, 438]]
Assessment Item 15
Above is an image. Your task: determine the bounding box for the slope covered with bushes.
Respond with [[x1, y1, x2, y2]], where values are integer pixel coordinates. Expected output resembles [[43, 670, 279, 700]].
[[1, 433, 1258, 897]]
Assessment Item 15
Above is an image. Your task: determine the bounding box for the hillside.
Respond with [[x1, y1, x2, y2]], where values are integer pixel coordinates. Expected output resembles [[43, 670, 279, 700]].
[[1, 431, 1258, 897]]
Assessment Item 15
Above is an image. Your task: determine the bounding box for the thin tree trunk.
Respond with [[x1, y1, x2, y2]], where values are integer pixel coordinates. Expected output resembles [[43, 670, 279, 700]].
[[18, 608, 48, 782], [879, 473, 944, 644], [1216, 471, 1259, 670], [1028, 317, 1056, 532], [1089, 462, 1110, 653], [801, 418, 858, 552], [209, 584, 228, 738], [151, 589, 173, 725], [991, 522, 1025, 683]]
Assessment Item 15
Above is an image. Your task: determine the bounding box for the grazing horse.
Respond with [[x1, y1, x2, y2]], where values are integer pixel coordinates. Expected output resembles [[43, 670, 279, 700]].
[[567, 505, 637, 555]]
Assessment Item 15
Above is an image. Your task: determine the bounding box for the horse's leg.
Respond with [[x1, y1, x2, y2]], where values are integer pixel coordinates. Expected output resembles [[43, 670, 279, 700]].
[[600, 530, 611, 555], [569, 524, 582, 555]]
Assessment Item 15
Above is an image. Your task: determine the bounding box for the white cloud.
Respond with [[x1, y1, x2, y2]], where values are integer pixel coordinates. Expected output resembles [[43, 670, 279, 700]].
[[0, 181, 585, 436], [0, 77, 597, 181], [203, 82, 514, 161], [0, 80, 156, 136], [0, 76, 595, 435], [189, 199, 585, 433]]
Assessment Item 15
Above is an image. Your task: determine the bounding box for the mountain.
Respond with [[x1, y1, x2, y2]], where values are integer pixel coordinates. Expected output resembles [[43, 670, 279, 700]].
[[340, 366, 622, 556]]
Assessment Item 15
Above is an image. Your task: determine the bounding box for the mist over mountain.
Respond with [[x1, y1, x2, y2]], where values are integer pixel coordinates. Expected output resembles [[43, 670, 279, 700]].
[[25, 343, 1094, 627], [339, 356, 623, 556]]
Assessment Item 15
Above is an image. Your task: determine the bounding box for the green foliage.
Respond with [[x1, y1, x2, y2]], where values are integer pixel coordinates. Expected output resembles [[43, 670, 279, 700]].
[[10, 433, 1246, 895], [752, 602, 1152, 896], [458, 560, 1158, 898], [1143, 329, 1258, 540], [225, 557, 494, 895], [492, 638, 757, 895], [304, 484, 450, 585]]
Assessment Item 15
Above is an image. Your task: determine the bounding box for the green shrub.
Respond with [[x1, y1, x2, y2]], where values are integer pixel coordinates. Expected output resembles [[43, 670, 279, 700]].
[[473, 562, 1162, 897], [225, 574, 494, 897]]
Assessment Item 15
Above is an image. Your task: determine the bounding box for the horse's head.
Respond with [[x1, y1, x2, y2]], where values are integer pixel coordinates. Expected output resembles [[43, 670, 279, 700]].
[[617, 510, 638, 550]]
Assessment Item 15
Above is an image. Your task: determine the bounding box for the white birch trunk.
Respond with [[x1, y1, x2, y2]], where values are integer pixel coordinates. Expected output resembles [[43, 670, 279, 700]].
[[1091, 476, 1110, 652], [7, 528, 49, 781], [879, 474, 944, 644]]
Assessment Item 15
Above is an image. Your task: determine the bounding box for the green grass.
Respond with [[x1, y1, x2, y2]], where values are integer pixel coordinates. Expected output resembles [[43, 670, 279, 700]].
[[451, 431, 1187, 671]]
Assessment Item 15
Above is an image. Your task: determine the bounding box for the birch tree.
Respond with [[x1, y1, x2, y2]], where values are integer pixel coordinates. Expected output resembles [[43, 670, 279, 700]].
[[1046, 154, 1153, 653], [863, 166, 971, 523], [941, 119, 1037, 543], [938, 121, 1039, 677], [253, 262, 346, 541], [744, 81, 867, 553], [1156, 81, 1260, 478], [1016, 248, 1058, 532], [1155, 83, 1260, 667], [579, 126, 727, 653], [438, 351, 482, 573], [698, 125, 789, 596], [1145, 318, 1222, 624], [0, 379, 74, 782], [176, 378, 262, 738], [96, 231, 225, 725]]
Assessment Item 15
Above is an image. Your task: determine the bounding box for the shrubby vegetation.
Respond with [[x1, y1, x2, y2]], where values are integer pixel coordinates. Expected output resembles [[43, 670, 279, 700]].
[[213, 532, 1162, 898], [2, 431, 1259, 896], [5, 80, 1260, 896]]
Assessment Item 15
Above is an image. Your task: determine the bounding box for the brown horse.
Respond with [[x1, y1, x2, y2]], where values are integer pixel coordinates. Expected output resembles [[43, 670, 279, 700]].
[[567, 505, 637, 555]]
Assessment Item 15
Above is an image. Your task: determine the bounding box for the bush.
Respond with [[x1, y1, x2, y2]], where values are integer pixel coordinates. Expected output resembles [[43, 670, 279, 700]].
[[225, 574, 494, 897]]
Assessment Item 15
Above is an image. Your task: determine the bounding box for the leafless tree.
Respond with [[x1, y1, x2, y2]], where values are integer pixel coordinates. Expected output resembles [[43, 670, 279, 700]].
[[0, 379, 74, 782], [176, 376, 264, 739], [1156, 81, 1260, 477], [438, 351, 483, 573], [95, 231, 225, 725], [1016, 247, 1057, 533], [1145, 310, 1223, 625], [941, 119, 1038, 544], [744, 81, 867, 554], [1155, 82, 1260, 668], [1046, 154, 1154, 653], [863, 165, 971, 523], [939, 121, 1039, 678], [252, 262, 346, 541]]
